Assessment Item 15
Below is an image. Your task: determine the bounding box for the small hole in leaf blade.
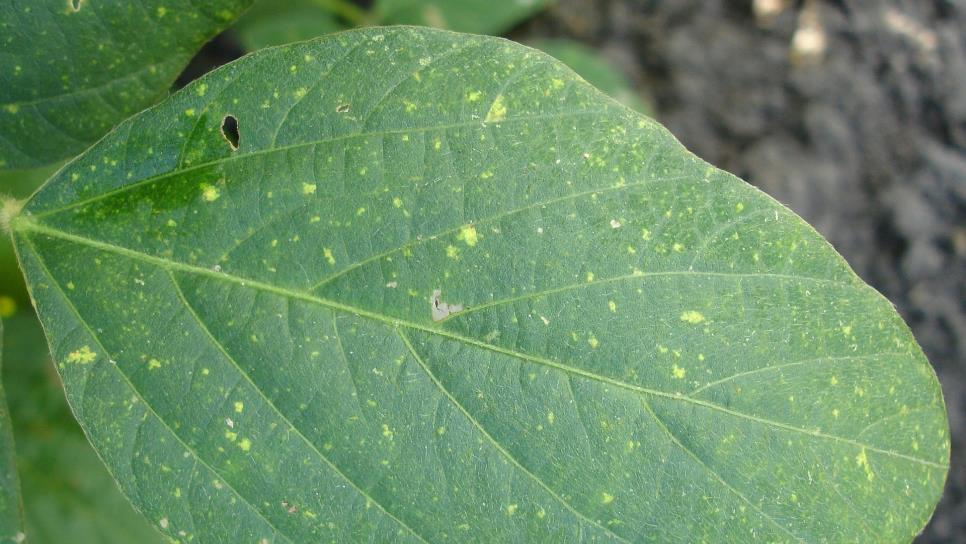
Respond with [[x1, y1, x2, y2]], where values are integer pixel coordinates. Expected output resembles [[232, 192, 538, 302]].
[[69, 0, 83, 11], [221, 115, 239, 150]]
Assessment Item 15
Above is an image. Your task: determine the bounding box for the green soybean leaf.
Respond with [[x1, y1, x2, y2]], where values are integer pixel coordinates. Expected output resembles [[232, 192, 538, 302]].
[[377, 0, 554, 34], [0, 320, 25, 544], [9, 27, 949, 542], [0, 0, 254, 170], [1, 313, 165, 544], [234, 0, 345, 52], [532, 39, 653, 116]]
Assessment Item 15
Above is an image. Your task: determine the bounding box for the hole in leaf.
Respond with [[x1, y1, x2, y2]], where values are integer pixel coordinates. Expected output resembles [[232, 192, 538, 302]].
[[68, 0, 83, 11], [220, 115, 239, 150]]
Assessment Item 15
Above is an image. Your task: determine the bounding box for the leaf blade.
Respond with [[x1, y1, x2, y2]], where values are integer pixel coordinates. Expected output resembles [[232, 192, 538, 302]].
[[531, 39, 653, 115], [1, 312, 166, 544], [13, 27, 949, 542], [0, 0, 253, 169]]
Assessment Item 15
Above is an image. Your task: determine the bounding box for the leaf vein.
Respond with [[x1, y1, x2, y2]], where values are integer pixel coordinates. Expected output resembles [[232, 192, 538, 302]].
[[30, 110, 605, 219], [168, 271, 432, 544], [688, 353, 905, 396], [397, 329, 630, 543], [641, 398, 804, 542], [17, 223, 948, 470], [21, 234, 298, 544]]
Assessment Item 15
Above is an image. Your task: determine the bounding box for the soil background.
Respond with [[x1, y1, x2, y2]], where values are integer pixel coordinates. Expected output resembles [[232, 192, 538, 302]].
[[187, 0, 964, 540], [516, 0, 966, 540]]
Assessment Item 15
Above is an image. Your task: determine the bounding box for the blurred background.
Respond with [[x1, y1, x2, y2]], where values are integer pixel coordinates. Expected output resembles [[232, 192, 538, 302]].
[[1, 0, 963, 541]]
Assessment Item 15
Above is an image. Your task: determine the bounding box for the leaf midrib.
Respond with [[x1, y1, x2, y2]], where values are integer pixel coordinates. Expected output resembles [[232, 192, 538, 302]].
[[14, 219, 947, 470]]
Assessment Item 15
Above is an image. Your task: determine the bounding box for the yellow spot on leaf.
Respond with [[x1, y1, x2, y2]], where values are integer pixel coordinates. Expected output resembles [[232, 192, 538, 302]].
[[466, 90, 482, 102], [588, 335, 599, 349], [238, 438, 252, 452], [392, 197, 403, 208], [200, 183, 220, 202], [601, 492, 615, 505], [234, 401, 244, 413], [457, 225, 478, 246], [506, 504, 518, 516], [672, 364, 686, 379], [446, 245, 460, 259], [680, 311, 705, 324], [302, 183, 316, 195], [485, 94, 508, 123], [830, 376, 838, 385], [608, 300, 617, 313], [66, 346, 96, 365], [855, 448, 875, 481], [323, 248, 336, 265], [148, 358, 162, 370]]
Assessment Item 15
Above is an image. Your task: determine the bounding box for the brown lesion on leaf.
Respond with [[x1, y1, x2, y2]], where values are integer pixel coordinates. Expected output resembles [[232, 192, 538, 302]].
[[431, 289, 463, 322]]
